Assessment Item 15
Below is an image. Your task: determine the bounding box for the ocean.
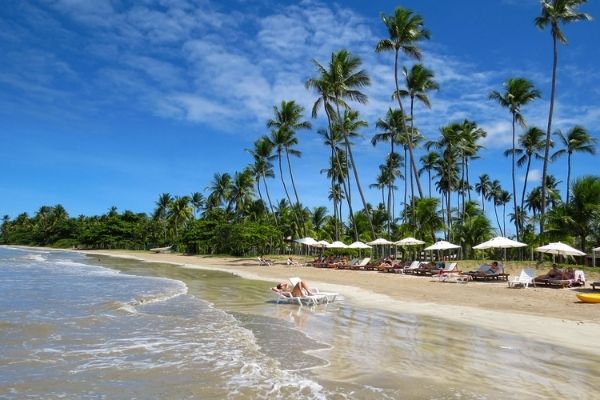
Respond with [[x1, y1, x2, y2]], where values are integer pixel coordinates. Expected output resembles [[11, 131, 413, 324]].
[[1, 246, 598, 399]]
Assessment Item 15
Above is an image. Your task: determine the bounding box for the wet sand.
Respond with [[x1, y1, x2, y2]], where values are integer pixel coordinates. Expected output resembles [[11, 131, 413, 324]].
[[77, 250, 600, 357]]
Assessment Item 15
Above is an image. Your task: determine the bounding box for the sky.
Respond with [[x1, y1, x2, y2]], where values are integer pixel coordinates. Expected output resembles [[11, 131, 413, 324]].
[[1, 0, 599, 230]]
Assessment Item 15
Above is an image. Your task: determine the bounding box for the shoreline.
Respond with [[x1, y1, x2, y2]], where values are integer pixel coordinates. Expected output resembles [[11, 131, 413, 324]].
[[71, 248, 600, 356]]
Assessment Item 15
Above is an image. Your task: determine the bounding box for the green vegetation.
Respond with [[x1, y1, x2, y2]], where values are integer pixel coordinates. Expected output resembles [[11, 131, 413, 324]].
[[2, 3, 598, 257]]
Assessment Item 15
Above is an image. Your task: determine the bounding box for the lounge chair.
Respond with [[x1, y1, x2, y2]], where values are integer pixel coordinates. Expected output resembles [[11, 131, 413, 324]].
[[507, 268, 536, 288], [592, 281, 600, 290], [273, 277, 337, 306], [349, 257, 371, 270], [468, 264, 509, 281], [402, 261, 422, 274], [545, 270, 586, 288], [258, 257, 273, 266]]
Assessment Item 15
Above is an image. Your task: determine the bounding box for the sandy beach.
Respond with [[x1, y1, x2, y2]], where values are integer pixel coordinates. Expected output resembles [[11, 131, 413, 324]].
[[79, 249, 600, 356]]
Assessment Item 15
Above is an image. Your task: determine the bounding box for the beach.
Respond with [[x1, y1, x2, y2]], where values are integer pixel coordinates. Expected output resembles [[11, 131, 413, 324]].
[[80, 250, 600, 355], [3, 246, 600, 399]]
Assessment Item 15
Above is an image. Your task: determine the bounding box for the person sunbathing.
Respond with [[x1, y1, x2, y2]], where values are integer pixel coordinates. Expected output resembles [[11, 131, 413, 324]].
[[534, 264, 562, 282], [561, 267, 575, 280], [472, 261, 500, 276], [272, 280, 313, 297], [286, 257, 299, 266], [329, 256, 348, 268]]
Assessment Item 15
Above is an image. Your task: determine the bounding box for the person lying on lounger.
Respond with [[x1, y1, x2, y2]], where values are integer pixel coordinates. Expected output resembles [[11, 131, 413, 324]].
[[286, 257, 299, 266], [472, 261, 500, 276], [534, 264, 562, 282], [272, 280, 314, 297]]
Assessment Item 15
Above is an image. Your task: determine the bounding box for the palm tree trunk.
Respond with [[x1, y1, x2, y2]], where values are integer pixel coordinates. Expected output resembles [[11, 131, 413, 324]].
[[285, 149, 307, 237], [566, 152, 572, 204], [262, 176, 278, 226], [428, 170, 432, 197], [334, 103, 375, 239], [394, 50, 424, 200], [511, 114, 519, 241], [541, 32, 558, 235], [503, 203, 507, 237], [345, 168, 359, 241], [521, 156, 532, 212], [494, 204, 503, 236], [403, 146, 408, 222], [447, 190, 452, 241], [466, 159, 472, 202], [278, 152, 301, 236]]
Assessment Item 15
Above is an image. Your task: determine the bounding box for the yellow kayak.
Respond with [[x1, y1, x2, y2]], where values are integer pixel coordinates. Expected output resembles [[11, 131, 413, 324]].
[[576, 293, 600, 303]]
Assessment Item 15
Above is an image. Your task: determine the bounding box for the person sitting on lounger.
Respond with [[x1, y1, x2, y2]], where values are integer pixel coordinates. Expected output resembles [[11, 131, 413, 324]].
[[534, 264, 562, 282], [272, 280, 313, 297], [286, 257, 299, 266], [561, 267, 575, 280]]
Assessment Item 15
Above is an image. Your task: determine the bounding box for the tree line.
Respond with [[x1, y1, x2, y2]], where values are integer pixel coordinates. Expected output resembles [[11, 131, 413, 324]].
[[2, 2, 599, 257]]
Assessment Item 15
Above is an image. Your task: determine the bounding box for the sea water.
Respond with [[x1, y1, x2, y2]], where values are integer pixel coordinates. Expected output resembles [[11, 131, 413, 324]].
[[1, 247, 598, 399]]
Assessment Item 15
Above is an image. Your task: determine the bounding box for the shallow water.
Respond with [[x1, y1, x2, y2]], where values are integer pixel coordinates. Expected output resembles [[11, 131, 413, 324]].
[[1, 247, 599, 399]]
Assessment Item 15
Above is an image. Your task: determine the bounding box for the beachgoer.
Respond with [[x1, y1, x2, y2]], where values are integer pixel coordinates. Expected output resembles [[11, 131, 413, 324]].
[[272, 280, 313, 297], [561, 267, 575, 280], [534, 264, 562, 282], [472, 261, 500, 276], [286, 257, 298, 266]]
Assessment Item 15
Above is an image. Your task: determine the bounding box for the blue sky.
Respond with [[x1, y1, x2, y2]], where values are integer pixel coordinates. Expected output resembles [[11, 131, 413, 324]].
[[1, 0, 599, 228]]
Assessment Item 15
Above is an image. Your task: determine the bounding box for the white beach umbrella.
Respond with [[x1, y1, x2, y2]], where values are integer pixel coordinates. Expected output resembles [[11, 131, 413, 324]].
[[424, 241, 460, 251], [295, 237, 319, 246], [394, 237, 425, 246], [473, 236, 527, 250], [535, 242, 585, 257], [367, 238, 393, 246], [326, 241, 348, 249], [348, 241, 372, 249], [316, 240, 330, 247]]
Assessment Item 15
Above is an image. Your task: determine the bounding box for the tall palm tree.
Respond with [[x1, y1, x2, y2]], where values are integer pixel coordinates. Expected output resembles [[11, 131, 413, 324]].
[[490, 180, 504, 235], [267, 100, 311, 236], [535, 0, 591, 234], [458, 120, 487, 204], [376, 6, 430, 199], [504, 127, 547, 210], [489, 77, 540, 240], [373, 107, 406, 222], [397, 64, 439, 201], [475, 174, 492, 213], [566, 175, 600, 251], [419, 151, 439, 198], [309, 50, 375, 239], [498, 190, 512, 237], [551, 125, 597, 203], [247, 137, 278, 223], [311, 206, 329, 234]]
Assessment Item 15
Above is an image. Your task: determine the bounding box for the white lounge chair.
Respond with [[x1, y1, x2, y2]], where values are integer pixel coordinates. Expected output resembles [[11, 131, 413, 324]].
[[273, 277, 337, 306], [150, 245, 172, 253], [403, 261, 421, 274], [350, 257, 371, 270], [508, 268, 536, 288]]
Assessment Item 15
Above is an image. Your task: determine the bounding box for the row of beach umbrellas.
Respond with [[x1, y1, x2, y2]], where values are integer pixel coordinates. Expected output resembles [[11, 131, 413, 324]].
[[295, 236, 592, 260]]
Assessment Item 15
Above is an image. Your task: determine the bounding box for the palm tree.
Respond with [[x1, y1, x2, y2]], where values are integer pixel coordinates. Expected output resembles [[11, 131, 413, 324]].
[[167, 196, 193, 239], [376, 6, 430, 199], [309, 50, 375, 238], [535, 0, 591, 234], [566, 175, 600, 251], [373, 108, 406, 221], [311, 206, 329, 234], [398, 64, 439, 201], [489, 77, 540, 240], [229, 169, 256, 218], [490, 180, 504, 235], [419, 151, 439, 198], [190, 192, 205, 219], [504, 127, 547, 210], [498, 190, 512, 237], [458, 120, 487, 204], [267, 100, 311, 236], [551, 125, 597, 203], [247, 137, 278, 223], [475, 174, 492, 214], [206, 173, 232, 210]]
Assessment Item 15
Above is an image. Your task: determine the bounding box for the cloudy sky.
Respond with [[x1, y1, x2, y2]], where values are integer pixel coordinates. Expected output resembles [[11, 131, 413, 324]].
[[1, 0, 599, 227]]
